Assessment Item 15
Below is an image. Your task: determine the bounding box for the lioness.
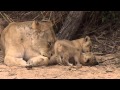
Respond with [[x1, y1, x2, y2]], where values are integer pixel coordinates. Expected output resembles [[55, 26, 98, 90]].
[[53, 40, 82, 66], [0, 20, 56, 67]]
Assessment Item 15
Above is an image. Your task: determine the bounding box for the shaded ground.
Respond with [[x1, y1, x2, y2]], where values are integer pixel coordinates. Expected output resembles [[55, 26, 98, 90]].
[[0, 50, 120, 79]]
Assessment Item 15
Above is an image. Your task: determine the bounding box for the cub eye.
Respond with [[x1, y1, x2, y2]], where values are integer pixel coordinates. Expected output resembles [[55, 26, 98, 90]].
[[48, 42, 52, 47], [86, 44, 89, 47]]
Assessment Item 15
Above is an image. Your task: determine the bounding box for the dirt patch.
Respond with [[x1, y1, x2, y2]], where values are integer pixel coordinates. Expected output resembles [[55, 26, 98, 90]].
[[0, 50, 120, 79]]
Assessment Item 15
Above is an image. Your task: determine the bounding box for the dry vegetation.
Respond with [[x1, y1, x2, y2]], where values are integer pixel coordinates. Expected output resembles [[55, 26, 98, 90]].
[[1, 11, 119, 54], [0, 11, 120, 79], [1, 11, 120, 61], [0, 11, 69, 33]]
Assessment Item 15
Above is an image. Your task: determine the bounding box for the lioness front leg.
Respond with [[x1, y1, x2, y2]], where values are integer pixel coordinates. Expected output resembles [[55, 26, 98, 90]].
[[4, 55, 28, 67], [27, 55, 49, 67]]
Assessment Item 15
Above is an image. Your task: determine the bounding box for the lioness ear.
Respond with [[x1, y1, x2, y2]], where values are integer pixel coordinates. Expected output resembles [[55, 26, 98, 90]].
[[32, 20, 40, 29], [85, 36, 90, 42], [41, 19, 53, 27], [47, 21, 53, 27]]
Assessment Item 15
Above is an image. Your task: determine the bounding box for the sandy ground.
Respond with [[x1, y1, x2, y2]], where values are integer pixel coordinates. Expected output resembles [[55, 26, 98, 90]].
[[0, 50, 120, 79]]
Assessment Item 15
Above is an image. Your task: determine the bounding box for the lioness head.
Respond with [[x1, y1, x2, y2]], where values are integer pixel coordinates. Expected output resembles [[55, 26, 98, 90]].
[[31, 20, 57, 57], [80, 52, 98, 66]]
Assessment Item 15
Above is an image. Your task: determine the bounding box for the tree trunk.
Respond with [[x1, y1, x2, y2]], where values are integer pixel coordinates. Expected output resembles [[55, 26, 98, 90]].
[[57, 11, 85, 40]]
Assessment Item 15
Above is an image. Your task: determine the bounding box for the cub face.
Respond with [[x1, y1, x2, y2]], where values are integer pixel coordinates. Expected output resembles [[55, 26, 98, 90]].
[[80, 52, 98, 66]]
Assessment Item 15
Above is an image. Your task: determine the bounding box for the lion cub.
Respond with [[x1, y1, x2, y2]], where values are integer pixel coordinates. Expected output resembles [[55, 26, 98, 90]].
[[49, 36, 92, 66], [49, 36, 98, 66], [53, 40, 82, 66]]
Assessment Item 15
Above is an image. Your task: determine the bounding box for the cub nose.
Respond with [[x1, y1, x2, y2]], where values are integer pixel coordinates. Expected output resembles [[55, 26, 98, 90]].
[[86, 59, 90, 63], [48, 42, 52, 47]]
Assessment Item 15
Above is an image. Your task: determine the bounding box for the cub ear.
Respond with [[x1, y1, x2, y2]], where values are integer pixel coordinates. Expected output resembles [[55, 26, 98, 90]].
[[58, 43, 62, 47], [84, 36, 90, 42], [58, 43, 63, 52], [32, 20, 40, 29]]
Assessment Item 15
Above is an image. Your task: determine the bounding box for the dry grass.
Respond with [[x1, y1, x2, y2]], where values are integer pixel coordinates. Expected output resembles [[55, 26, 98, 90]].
[[1, 11, 120, 54], [0, 11, 69, 31], [0, 11, 68, 21]]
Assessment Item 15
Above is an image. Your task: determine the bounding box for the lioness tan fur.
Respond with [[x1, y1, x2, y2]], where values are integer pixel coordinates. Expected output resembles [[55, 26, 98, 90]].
[[0, 20, 57, 67]]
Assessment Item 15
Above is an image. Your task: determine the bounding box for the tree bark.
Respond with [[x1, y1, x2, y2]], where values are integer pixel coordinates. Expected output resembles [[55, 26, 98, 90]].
[[57, 11, 85, 40]]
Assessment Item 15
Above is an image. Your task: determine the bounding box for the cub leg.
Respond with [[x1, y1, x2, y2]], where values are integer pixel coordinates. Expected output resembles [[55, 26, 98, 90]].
[[63, 53, 73, 66], [74, 55, 82, 68]]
